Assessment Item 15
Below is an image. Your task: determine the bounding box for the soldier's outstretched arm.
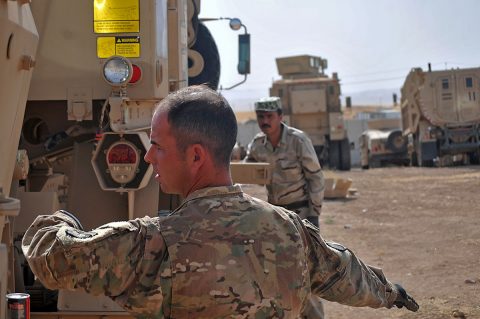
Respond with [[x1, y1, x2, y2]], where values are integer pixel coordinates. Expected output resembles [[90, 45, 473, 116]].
[[22, 210, 163, 297], [301, 221, 419, 311]]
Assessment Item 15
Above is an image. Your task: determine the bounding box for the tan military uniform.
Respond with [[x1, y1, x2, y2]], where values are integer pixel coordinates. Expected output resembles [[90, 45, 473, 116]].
[[246, 123, 324, 219], [22, 185, 397, 319]]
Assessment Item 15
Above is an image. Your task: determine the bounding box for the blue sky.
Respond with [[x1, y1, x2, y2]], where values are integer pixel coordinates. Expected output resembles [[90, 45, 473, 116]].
[[200, 0, 480, 108]]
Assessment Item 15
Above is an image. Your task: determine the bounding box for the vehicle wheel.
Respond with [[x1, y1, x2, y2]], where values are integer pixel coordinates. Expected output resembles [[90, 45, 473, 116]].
[[468, 149, 480, 164], [328, 140, 340, 169], [386, 130, 407, 153], [314, 145, 327, 167], [417, 149, 434, 167], [415, 134, 425, 167], [369, 157, 380, 168], [188, 22, 220, 90], [339, 138, 351, 170]]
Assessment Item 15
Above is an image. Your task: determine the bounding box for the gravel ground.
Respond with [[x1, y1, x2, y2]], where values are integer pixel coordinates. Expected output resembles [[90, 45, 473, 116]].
[[242, 166, 480, 319]]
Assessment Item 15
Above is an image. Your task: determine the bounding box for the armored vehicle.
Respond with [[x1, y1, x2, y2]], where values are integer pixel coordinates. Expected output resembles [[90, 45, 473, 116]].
[[359, 129, 408, 169], [270, 55, 351, 170], [0, 0, 260, 318], [401, 66, 480, 166], [0, 1, 38, 318]]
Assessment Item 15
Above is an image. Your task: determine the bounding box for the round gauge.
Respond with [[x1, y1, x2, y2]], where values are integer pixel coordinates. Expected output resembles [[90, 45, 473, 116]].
[[106, 141, 139, 184]]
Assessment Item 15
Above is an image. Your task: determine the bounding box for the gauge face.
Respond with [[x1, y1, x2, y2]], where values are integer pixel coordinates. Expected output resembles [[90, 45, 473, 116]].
[[103, 57, 132, 85], [107, 143, 137, 164], [106, 142, 139, 184]]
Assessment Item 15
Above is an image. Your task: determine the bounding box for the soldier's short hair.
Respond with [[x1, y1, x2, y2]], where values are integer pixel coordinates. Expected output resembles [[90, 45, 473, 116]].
[[157, 85, 237, 168], [254, 97, 282, 114]]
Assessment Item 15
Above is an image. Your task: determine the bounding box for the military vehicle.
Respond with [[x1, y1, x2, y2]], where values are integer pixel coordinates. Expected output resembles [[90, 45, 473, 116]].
[[0, 1, 261, 318], [357, 116, 409, 169], [0, 1, 38, 318], [359, 129, 408, 169], [269, 55, 351, 170], [401, 66, 480, 166]]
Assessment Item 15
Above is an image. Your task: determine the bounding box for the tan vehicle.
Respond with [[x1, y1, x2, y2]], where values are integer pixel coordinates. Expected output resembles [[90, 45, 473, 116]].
[[0, 1, 38, 318], [270, 55, 351, 170], [359, 129, 408, 169], [1, 0, 259, 318], [401, 65, 480, 166]]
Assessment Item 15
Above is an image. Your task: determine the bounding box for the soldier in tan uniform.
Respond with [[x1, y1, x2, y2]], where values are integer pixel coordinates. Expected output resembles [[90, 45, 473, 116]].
[[22, 85, 418, 318], [245, 97, 324, 228]]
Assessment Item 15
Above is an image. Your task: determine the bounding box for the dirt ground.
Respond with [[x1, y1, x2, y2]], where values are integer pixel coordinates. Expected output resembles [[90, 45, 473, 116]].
[[242, 166, 480, 319]]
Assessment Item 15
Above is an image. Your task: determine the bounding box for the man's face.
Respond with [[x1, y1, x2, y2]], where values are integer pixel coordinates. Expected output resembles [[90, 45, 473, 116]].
[[256, 111, 283, 136], [144, 111, 191, 195]]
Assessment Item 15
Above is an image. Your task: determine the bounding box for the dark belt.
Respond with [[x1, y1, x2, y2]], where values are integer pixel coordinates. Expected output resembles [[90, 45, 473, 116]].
[[280, 200, 309, 211]]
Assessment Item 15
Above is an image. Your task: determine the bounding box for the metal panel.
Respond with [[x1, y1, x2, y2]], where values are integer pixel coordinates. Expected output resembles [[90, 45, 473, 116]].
[[29, 0, 169, 101], [291, 88, 327, 113], [0, 1, 38, 196], [0, 244, 6, 319]]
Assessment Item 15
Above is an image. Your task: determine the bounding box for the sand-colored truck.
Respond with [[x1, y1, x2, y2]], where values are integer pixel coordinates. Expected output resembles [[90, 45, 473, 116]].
[[401, 66, 480, 166], [270, 55, 351, 170], [0, 0, 258, 317], [0, 1, 38, 318]]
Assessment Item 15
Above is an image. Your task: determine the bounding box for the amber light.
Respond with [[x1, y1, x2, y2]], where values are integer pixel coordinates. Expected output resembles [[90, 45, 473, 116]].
[[129, 64, 142, 84]]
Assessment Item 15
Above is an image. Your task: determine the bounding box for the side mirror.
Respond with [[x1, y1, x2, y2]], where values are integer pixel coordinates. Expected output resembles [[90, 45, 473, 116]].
[[237, 33, 250, 75]]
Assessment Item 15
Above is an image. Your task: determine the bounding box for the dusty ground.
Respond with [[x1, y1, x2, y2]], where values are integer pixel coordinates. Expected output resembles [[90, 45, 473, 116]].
[[242, 166, 480, 319]]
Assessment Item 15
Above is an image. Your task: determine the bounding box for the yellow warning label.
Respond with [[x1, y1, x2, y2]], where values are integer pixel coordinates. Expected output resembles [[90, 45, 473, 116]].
[[97, 36, 140, 58], [97, 37, 116, 58], [93, 0, 139, 34]]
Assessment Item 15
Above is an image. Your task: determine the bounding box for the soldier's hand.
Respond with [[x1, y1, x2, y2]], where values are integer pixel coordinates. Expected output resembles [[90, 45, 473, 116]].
[[393, 283, 419, 312]]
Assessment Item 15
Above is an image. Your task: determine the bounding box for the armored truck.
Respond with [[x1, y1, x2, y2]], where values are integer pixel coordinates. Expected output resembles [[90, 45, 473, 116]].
[[401, 66, 480, 166], [270, 55, 351, 170], [0, 0, 258, 317], [0, 2, 38, 318]]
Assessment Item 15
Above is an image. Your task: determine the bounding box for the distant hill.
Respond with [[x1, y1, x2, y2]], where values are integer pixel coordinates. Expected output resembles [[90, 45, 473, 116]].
[[346, 88, 401, 107], [221, 87, 401, 112]]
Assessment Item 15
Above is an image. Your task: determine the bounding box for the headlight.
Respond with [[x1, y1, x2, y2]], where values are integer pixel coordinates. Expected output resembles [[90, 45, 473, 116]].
[[102, 56, 133, 86]]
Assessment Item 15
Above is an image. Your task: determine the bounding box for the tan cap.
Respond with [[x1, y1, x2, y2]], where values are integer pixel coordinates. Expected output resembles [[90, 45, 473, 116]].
[[254, 96, 282, 112]]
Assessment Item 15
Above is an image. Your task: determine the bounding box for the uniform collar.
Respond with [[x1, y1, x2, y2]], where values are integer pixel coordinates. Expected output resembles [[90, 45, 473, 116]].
[[182, 184, 243, 204]]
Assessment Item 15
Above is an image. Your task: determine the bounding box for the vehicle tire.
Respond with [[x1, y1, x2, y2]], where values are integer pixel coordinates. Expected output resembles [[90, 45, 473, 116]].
[[328, 140, 340, 170], [369, 155, 381, 168], [314, 145, 327, 167], [339, 137, 351, 170], [468, 150, 480, 164], [188, 22, 220, 90], [386, 130, 407, 153], [410, 151, 418, 166], [415, 135, 434, 167]]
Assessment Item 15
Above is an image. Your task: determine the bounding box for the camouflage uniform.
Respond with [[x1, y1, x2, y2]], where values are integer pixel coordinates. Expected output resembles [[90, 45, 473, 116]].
[[245, 122, 324, 220], [22, 185, 398, 319]]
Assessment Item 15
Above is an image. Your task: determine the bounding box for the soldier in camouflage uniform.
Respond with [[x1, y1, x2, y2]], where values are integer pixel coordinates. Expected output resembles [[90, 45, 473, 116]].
[[245, 97, 324, 228], [22, 85, 419, 318]]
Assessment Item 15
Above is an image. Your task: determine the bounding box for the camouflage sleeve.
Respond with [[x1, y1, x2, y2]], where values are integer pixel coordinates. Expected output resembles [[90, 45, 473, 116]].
[[302, 221, 398, 308], [298, 136, 324, 215], [22, 211, 156, 297]]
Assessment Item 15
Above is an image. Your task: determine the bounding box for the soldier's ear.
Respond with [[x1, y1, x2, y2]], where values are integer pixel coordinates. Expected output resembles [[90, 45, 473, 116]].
[[188, 144, 206, 166]]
